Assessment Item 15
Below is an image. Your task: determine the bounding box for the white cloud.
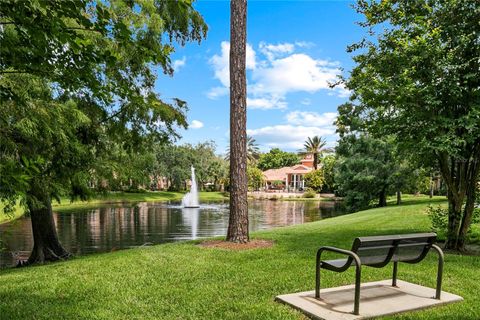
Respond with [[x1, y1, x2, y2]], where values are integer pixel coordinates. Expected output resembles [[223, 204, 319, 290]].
[[206, 86, 229, 100], [247, 95, 287, 110], [285, 111, 337, 127], [259, 42, 295, 60], [190, 120, 204, 129], [173, 56, 186, 71], [251, 54, 340, 95], [209, 41, 256, 88], [207, 41, 345, 108], [246, 111, 338, 150], [247, 125, 336, 150], [300, 98, 311, 106], [295, 41, 315, 48]]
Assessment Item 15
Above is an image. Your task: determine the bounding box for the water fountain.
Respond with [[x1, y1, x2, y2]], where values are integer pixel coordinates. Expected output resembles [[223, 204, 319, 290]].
[[182, 166, 200, 208]]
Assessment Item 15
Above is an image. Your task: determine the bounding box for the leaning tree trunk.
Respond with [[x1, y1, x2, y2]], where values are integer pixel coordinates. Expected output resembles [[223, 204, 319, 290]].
[[227, 0, 249, 243], [26, 191, 71, 265]]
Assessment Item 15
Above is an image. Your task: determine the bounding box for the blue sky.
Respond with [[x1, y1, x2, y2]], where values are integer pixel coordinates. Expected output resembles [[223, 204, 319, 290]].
[[154, 0, 364, 154]]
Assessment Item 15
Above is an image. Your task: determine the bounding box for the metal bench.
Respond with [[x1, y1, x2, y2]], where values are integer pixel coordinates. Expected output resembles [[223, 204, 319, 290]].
[[315, 233, 444, 315]]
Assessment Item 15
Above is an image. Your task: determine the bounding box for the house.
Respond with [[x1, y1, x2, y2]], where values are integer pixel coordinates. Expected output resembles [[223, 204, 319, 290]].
[[263, 154, 315, 191]]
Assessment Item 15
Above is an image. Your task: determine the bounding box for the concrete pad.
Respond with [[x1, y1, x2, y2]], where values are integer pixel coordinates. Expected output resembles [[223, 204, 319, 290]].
[[276, 280, 463, 320]]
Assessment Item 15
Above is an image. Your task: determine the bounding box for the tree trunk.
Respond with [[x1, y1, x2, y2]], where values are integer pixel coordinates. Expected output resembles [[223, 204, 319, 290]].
[[378, 188, 387, 207], [25, 192, 71, 265], [439, 152, 480, 251], [227, 0, 249, 243], [396, 191, 401, 205], [313, 153, 318, 170], [456, 184, 477, 250], [429, 175, 434, 198]]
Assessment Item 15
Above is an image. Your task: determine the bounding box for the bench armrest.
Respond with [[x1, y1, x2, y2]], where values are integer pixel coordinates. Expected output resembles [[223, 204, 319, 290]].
[[316, 246, 361, 267], [315, 246, 362, 315]]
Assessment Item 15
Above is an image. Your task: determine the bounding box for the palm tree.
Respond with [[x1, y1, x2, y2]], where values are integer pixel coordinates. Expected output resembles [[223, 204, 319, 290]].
[[225, 135, 259, 163], [300, 136, 327, 170], [227, 0, 248, 243], [247, 136, 260, 162]]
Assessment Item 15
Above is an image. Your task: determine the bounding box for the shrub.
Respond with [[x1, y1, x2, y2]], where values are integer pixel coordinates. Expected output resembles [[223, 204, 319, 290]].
[[304, 169, 324, 192], [303, 189, 317, 198], [427, 205, 480, 242]]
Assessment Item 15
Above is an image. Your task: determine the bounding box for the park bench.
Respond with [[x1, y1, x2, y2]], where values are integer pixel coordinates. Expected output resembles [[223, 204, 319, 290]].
[[315, 233, 444, 315]]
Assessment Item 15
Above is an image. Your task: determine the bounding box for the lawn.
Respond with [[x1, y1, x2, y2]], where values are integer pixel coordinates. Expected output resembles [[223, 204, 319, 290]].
[[0, 197, 478, 319], [0, 203, 25, 224]]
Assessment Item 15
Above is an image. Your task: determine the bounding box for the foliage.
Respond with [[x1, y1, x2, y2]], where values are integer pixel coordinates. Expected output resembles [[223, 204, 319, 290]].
[[152, 142, 227, 192], [247, 166, 265, 191], [225, 135, 260, 163], [271, 180, 284, 187], [341, 0, 480, 249], [320, 155, 336, 192], [0, 0, 208, 262], [2, 197, 480, 319], [302, 188, 317, 198], [427, 205, 480, 242], [304, 170, 324, 193], [299, 136, 328, 170], [335, 135, 396, 212], [0, 0, 208, 209], [257, 148, 299, 171]]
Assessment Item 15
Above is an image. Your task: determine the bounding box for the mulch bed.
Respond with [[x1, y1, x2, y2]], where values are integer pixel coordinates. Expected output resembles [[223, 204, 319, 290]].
[[198, 239, 274, 250]]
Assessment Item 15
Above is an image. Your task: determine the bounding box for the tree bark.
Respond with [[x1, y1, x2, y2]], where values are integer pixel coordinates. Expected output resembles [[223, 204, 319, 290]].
[[378, 188, 387, 207], [313, 153, 318, 170], [429, 175, 434, 198], [396, 191, 401, 205], [25, 191, 71, 265], [439, 151, 480, 251], [227, 0, 249, 243]]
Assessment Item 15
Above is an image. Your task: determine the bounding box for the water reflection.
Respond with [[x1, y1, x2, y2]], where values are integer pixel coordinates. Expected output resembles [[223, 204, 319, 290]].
[[0, 200, 344, 268]]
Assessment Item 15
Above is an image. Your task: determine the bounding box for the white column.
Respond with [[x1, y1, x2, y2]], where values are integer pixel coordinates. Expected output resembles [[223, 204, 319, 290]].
[[293, 174, 297, 192]]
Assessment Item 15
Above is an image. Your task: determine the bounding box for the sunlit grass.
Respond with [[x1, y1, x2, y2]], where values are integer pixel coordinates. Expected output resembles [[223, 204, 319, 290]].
[[0, 196, 478, 319]]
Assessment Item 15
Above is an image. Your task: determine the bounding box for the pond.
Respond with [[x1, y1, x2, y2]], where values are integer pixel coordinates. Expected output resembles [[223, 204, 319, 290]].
[[0, 199, 345, 268]]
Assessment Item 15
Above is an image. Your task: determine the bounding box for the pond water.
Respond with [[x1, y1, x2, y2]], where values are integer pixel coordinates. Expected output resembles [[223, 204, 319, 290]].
[[0, 199, 345, 268]]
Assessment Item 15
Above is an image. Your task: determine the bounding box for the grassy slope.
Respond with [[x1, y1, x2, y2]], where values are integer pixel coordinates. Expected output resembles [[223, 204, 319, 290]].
[[0, 191, 228, 221], [0, 197, 479, 319]]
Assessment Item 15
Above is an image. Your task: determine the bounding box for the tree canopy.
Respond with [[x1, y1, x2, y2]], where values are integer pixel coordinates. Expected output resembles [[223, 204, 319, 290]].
[[340, 0, 480, 250], [257, 148, 299, 171], [0, 0, 208, 264]]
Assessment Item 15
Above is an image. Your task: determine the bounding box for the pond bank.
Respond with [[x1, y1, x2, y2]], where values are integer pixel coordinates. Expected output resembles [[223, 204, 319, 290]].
[[0, 191, 229, 224]]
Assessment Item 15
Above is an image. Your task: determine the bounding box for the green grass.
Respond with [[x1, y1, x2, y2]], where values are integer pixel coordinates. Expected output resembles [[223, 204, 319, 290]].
[[0, 197, 479, 319], [0, 203, 24, 224], [53, 191, 227, 211]]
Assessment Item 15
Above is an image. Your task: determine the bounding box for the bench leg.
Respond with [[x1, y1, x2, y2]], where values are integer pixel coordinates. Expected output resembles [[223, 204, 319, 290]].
[[315, 251, 321, 299], [354, 263, 361, 315], [392, 261, 398, 287], [431, 244, 444, 299]]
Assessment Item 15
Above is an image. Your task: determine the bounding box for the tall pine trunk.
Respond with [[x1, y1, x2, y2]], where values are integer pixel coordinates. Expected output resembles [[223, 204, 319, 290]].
[[26, 189, 71, 265], [227, 0, 248, 243]]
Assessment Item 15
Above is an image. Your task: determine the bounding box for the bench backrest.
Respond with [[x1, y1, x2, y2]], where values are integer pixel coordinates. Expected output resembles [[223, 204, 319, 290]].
[[350, 233, 436, 267]]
